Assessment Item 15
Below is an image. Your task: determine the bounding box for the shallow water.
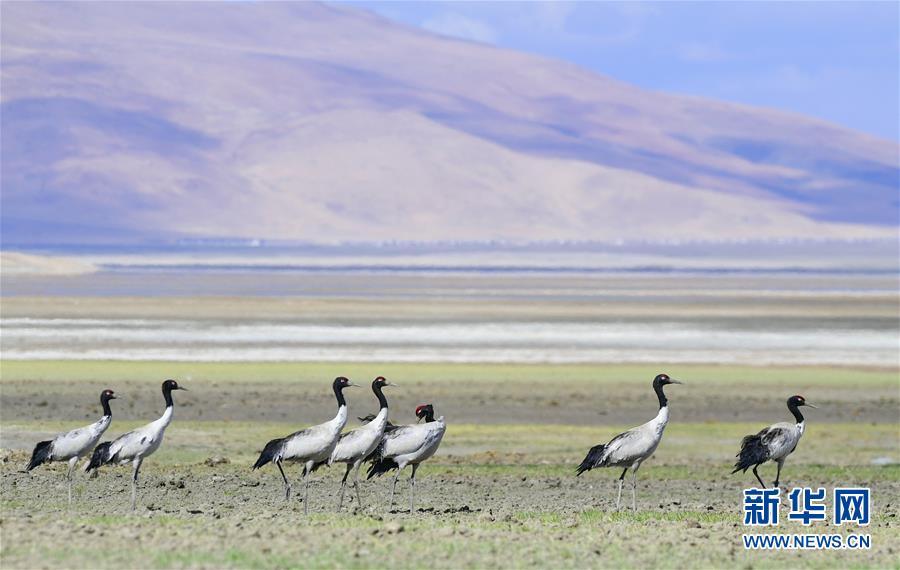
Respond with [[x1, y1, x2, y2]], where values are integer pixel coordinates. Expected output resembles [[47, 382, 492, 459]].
[[2, 317, 896, 365]]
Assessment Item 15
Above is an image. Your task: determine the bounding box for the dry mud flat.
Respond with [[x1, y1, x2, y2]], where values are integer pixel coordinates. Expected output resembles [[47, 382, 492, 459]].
[[1, 456, 898, 569]]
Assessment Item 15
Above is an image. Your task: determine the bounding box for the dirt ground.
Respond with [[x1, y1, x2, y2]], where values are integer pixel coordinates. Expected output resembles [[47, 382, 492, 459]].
[[1, 454, 897, 569], [1, 364, 898, 569], [1, 275, 897, 568], [2, 365, 898, 427]]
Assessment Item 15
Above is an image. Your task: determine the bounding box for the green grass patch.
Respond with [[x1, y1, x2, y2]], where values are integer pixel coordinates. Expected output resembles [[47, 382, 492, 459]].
[[2, 360, 896, 388]]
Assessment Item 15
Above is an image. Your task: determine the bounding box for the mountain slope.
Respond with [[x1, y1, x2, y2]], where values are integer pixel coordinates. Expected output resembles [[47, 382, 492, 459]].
[[1, 1, 897, 243]]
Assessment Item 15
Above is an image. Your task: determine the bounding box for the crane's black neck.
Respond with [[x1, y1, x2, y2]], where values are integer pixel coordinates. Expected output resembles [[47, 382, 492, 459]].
[[163, 386, 175, 408], [788, 402, 804, 423], [333, 383, 347, 408], [423, 410, 436, 423], [100, 396, 113, 417], [373, 384, 388, 409], [653, 382, 668, 409]]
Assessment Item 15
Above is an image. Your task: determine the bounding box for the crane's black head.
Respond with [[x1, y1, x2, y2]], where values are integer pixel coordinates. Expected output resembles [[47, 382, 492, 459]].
[[788, 395, 817, 409], [162, 379, 186, 392], [100, 389, 117, 416], [652, 373, 682, 408], [415, 404, 435, 422], [372, 376, 396, 389], [372, 376, 395, 409], [333, 376, 356, 390], [653, 373, 682, 387], [161, 379, 186, 407]]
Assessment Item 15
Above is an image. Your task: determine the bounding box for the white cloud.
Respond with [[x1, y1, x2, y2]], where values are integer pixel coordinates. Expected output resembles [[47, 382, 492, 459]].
[[422, 12, 498, 44], [677, 42, 731, 63], [530, 2, 576, 33]]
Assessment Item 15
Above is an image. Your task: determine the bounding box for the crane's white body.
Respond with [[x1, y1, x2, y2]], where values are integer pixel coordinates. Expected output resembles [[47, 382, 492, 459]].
[[254, 392, 350, 513], [38, 413, 111, 504], [758, 421, 805, 462], [331, 407, 388, 465], [733, 397, 812, 489], [281, 404, 348, 466], [595, 406, 668, 469], [270, 404, 348, 513], [330, 406, 389, 509], [377, 416, 446, 469], [375, 415, 446, 512], [48, 415, 112, 463], [90, 400, 178, 510], [102, 406, 173, 466], [578, 376, 681, 512]]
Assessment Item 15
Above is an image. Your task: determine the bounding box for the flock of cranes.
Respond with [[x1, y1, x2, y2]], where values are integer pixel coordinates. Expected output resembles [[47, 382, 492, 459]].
[[26, 373, 813, 513]]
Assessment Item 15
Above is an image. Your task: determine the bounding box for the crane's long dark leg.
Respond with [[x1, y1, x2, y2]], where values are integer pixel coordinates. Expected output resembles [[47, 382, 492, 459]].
[[389, 465, 405, 511], [131, 457, 143, 512], [409, 463, 419, 513], [774, 460, 784, 489], [630, 463, 642, 512], [352, 461, 364, 509], [302, 463, 311, 515], [616, 468, 628, 510], [275, 459, 291, 501], [752, 465, 766, 489], [66, 457, 78, 507], [337, 463, 352, 510]]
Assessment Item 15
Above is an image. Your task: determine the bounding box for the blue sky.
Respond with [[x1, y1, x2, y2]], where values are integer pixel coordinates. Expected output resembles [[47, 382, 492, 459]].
[[346, 1, 899, 141]]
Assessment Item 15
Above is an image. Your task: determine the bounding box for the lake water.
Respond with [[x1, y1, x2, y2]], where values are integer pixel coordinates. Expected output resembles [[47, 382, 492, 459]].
[[2, 317, 896, 366], [2, 244, 897, 366]]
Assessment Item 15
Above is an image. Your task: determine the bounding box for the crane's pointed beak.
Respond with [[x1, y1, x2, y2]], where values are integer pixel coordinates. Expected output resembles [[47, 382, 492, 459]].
[[177, 387, 188, 391], [346, 382, 359, 388], [805, 402, 818, 409], [670, 379, 684, 385], [386, 382, 398, 388]]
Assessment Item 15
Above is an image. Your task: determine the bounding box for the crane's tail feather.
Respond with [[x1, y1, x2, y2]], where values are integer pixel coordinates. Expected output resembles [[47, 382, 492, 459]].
[[576, 444, 606, 476], [26, 440, 53, 471], [732, 434, 768, 473], [84, 441, 112, 472], [252, 438, 284, 470], [366, 458, 399, 479]]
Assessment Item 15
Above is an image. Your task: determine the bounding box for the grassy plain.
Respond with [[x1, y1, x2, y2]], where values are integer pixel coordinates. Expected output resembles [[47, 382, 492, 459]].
[[1, 361, 898, 569], [1, 271, 897, 568]]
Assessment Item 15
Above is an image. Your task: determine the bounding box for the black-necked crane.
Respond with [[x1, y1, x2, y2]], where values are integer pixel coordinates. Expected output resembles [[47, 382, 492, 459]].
[[26, 389, 117, 505], [367, 403, 446, 513], [576, 373, 682, 511], [252, 377, 355, 513], [732, 395, 816, 488], [85, 379, 186, 511], [329, 376, 395, 510]]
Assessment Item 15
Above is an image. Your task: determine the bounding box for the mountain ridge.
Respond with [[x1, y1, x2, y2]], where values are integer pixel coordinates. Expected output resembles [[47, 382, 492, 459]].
[[1, 1, 897, 244]]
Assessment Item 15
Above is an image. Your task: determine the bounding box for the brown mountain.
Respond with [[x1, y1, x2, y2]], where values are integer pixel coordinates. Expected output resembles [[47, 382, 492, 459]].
[[1, 1, 897, 244]]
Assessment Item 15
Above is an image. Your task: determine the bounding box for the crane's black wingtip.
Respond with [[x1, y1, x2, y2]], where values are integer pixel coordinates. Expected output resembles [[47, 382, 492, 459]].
[[733, 433, 768, 474], [576, 443, 606, 476], [26, 440, 53, 471], [366, 458, 399, 479], [252, 438, 284, 470], [85, 441, 112, 472]]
